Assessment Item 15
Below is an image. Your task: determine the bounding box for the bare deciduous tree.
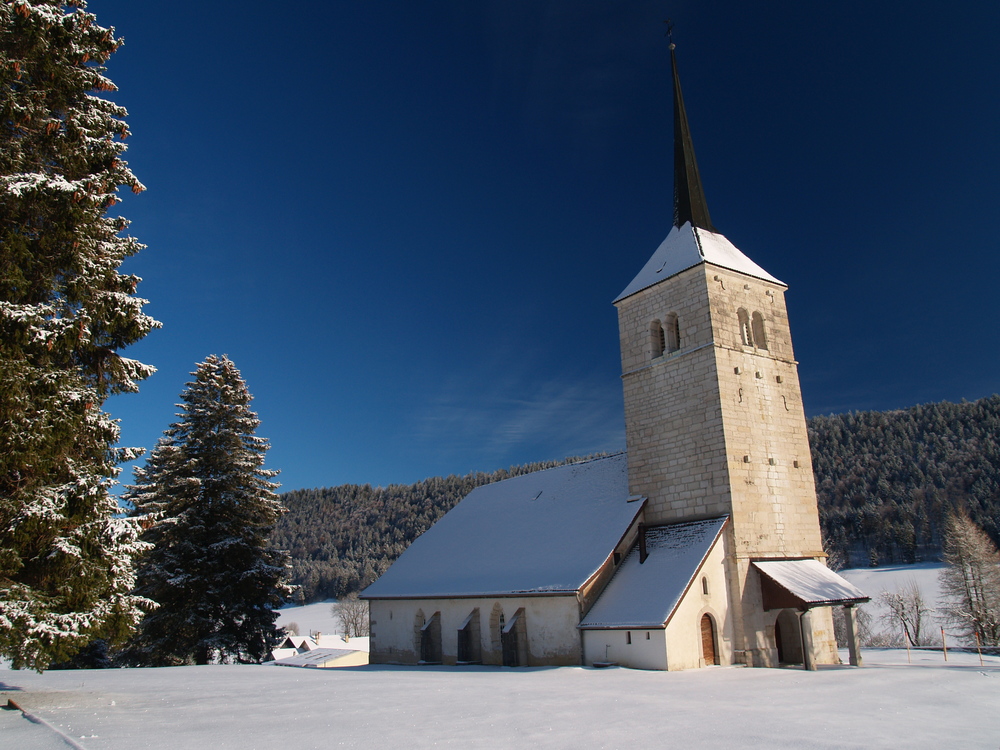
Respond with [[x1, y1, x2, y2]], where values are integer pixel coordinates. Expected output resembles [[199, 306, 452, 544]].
[[332, 594, 369, 638], [939, 513, 1000, 646], [878, 579, 936, 647]]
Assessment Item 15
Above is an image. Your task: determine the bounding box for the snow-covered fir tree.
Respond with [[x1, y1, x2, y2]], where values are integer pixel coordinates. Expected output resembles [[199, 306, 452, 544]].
[[0, 0, 158, 670], [125, 356, 291, 665]]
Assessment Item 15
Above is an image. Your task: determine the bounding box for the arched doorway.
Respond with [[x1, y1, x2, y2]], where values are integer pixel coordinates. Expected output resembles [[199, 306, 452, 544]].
[[774, 609, 802, 665], [700, 614, 718, 666]]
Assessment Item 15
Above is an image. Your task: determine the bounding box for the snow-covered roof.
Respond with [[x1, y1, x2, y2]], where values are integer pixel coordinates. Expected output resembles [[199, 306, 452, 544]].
[[272, 648, 367, 668], [579, 517, 727, 629], [614, 223, 784, 303], [316, 634, 369, 652], [362, 454, 640, 599], [754, 560, 869, 607], [278, 635, 316, 650]]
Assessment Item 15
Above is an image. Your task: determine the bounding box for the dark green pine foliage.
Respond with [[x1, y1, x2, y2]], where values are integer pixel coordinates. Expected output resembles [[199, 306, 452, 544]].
[[126, 356, 290, 665], [0, 1, 158, 670], [810, 395, 1000, 567]]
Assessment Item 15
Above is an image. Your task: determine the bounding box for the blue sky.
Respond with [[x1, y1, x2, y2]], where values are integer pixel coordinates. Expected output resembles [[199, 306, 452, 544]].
[[92, 0, 1000, 492]]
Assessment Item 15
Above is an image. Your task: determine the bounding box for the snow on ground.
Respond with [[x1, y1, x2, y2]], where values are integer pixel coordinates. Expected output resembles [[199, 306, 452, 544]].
[[3, 564, 991, 749], [840, 562, 947, 629], [840, 562, 945, 605], [1, 649, 997, 749], [275, 601, 369, 652], [276, 600, 340, 637]]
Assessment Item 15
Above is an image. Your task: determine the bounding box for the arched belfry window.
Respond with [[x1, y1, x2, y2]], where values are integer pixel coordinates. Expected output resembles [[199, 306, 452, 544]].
[[650, 320, 666, 358], [738, 308, 753, 347], [664, 313, 680, 353], [751, 312, 768, 351]]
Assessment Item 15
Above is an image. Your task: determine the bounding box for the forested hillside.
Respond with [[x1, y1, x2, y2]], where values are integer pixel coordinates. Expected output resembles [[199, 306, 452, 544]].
[[272, 457, 600, 602], [274, 396, 1000, 602], [812, 395, 1000, 568]]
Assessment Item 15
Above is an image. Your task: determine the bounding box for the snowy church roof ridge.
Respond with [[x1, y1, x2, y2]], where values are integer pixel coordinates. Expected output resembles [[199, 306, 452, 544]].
[[614, 223, 784, 302], [361, 453, 640, 599], [579, 517, 727, 629]]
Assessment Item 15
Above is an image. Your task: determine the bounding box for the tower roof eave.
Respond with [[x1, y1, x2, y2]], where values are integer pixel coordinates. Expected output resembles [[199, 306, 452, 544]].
[[613, 223, 785, 304]]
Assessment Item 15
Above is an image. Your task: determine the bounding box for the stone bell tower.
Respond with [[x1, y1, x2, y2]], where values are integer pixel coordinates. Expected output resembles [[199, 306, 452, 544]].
[[613, 41, 837, 667]]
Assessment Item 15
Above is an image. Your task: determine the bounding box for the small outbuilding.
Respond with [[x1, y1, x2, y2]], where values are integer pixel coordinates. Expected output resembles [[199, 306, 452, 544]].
[[272, 648, 369, 669]]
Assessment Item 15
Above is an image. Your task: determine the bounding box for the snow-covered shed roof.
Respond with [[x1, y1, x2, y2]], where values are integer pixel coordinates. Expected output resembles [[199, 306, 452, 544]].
[[614, 223, 784, 303], [272, 648, 368, 669], [754, 560, 869, 609], [361, 453, 641, 599], [579, 517, 727, 629]]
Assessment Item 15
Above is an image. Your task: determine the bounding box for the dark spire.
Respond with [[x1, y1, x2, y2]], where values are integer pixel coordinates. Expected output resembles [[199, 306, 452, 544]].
[[668, 34, 715, 231]]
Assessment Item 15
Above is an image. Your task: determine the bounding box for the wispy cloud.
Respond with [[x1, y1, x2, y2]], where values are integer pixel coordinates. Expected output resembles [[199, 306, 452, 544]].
[[409, 362, 625, 469]]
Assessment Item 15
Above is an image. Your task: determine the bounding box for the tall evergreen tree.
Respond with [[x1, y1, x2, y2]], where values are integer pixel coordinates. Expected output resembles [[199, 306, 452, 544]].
[[126, 356, 290, 665], [0, 1, 157, 669], [939, 512, 1000, 646]]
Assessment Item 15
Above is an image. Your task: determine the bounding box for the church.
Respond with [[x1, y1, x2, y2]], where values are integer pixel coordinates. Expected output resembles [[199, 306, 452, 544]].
[[361, 43, 868, 671]]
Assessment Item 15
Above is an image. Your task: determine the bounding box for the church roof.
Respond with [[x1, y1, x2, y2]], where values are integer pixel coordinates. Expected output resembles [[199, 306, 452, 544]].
[[614, 222, 784, 303], [579, 517, 727, 629], [361, 453, 641, 599]]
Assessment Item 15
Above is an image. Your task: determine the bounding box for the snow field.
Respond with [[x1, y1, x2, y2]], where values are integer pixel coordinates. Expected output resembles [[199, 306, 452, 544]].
[[840, 562, 951, 640], [4, 564, 994, 749], [1, 649, 997, 749], [276, 600, 340, 636]]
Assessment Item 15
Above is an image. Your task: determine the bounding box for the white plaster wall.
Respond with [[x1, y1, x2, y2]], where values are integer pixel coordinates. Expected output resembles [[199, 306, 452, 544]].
[[368, 595, 582, 666], [664, 534, 733, 670], [582, 629, 667, 670]]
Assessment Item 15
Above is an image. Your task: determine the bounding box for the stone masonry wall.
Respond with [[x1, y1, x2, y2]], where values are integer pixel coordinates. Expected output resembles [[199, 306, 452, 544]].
[[617, 265, 732, 526], [616, 260, 835, 665], [706, 265, 824, 559]]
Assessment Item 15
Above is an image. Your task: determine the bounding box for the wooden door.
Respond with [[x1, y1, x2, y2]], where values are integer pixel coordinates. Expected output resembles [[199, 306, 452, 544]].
[[701, 614, 718, 665]]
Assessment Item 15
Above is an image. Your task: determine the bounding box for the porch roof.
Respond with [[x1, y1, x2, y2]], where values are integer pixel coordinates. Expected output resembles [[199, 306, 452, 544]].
[[754, 559, 870, 610]]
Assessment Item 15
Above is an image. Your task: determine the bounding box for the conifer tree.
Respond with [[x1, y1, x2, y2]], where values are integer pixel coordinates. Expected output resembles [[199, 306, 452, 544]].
[[0, 1, 157, 669], [939, 512, 1000, 646], [126, 356, 291, 665]]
